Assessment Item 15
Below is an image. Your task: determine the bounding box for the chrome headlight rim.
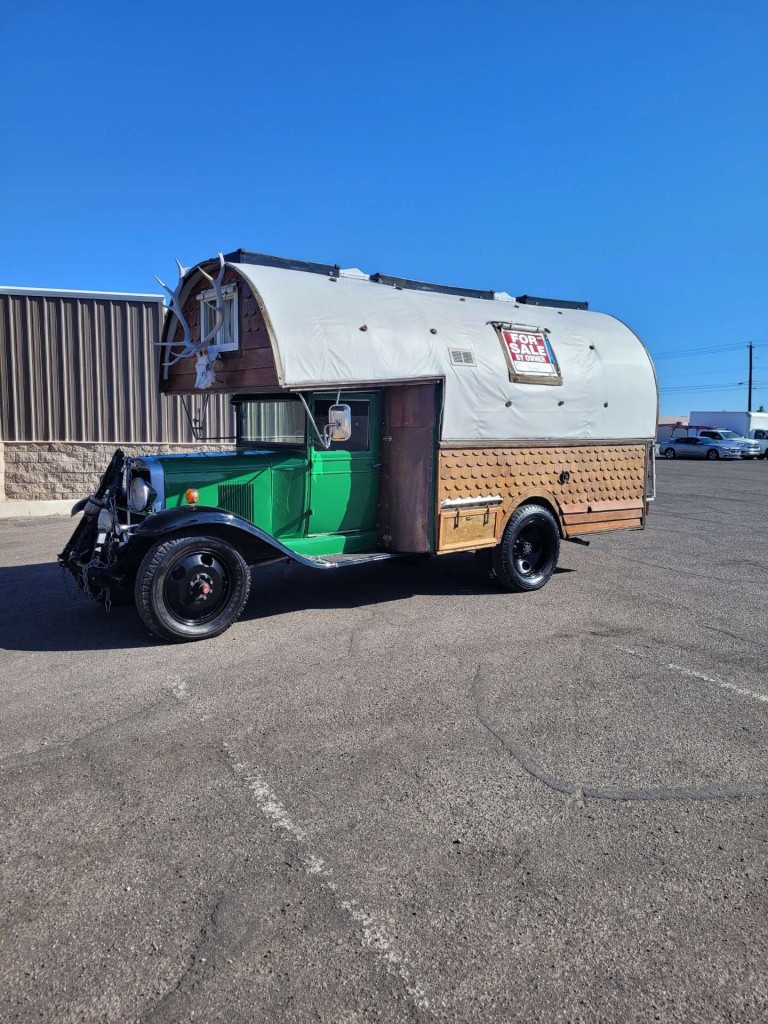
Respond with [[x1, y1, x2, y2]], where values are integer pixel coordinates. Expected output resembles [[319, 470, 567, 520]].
[[129, 477, 154, 513]]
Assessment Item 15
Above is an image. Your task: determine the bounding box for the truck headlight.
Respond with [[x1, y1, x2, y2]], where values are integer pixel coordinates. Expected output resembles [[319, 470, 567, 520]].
[[130, 477, 155, 512]]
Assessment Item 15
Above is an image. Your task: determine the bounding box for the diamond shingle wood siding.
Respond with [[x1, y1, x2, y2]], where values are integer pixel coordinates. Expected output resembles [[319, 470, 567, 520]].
[[437, 443, 647, 549]]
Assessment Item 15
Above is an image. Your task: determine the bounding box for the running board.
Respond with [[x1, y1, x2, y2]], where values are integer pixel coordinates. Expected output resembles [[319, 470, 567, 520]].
[[302, 551, 399, 570]]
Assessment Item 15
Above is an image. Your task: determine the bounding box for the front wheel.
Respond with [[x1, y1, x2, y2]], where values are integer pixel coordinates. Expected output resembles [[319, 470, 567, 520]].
[[135, 534, 251, 642], [664, 448, 676, 459], [707, 449, 719, 460], [492, 504, 561, 592]]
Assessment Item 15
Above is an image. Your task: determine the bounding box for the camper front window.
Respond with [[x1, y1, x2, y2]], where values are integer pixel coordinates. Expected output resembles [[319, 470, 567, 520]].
[[200, 285, 239, 352], [238, 398, 306, 446]]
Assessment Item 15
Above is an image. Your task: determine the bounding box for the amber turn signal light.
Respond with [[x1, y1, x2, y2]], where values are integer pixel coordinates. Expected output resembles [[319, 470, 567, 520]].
[[185, 488, 199, 506]]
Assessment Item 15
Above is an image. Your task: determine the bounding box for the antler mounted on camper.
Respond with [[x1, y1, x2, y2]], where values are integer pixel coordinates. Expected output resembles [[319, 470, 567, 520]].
[[154, 253, 227, 389]]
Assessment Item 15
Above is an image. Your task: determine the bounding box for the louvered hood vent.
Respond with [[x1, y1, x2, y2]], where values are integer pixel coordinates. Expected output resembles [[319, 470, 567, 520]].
[[218, 483, 255, 522]]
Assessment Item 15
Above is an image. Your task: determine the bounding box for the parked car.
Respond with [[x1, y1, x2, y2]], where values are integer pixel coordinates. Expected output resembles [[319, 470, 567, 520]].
[[749, 428, 768, 458], [661, 437, 741, 460], [694, 429, 761, 459]]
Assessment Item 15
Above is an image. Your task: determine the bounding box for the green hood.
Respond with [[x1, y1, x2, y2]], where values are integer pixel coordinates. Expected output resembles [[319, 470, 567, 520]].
[[158, 449, 309, 540]]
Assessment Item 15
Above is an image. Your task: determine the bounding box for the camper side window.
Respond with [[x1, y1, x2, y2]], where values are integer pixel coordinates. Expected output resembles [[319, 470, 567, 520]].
[[200, 285, 239, 352]]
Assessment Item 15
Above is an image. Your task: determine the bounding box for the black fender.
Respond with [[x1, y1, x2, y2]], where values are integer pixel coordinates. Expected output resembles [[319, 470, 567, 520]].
[[125, 506, 321, 569]]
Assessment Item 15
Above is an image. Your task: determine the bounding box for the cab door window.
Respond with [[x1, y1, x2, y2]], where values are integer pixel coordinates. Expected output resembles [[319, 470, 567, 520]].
[[313, 399, 371, 451]]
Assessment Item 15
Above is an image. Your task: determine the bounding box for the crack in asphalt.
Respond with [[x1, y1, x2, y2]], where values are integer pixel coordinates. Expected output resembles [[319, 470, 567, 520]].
[[472, 662, 768, 804], [140, 895, 244, 1024], [0, 683, 189, 772]]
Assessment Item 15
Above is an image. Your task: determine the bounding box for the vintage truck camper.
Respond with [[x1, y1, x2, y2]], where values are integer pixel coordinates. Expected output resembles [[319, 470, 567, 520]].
[[60, 250, 658, 641]]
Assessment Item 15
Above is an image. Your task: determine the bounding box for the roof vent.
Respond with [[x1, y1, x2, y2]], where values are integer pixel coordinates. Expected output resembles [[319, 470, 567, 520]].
[[449, 347, 476, 367]]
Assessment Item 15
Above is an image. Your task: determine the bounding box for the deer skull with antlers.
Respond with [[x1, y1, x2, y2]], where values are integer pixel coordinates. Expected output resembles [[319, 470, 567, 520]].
[[154, 253, 228, 389]]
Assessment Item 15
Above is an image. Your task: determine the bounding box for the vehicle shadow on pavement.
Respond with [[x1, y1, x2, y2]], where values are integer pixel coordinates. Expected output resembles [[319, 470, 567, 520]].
[[0, 556, 575, 652], [239, 555, 575, 624], [0, 560, 154, 652]]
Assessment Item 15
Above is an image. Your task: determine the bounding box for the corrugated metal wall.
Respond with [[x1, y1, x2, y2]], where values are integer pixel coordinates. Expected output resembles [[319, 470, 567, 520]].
[[0, 291, 233, 442]]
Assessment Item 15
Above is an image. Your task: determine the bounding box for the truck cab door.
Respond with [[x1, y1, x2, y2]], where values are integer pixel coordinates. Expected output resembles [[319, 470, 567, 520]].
[[307, 392, 381, 551]]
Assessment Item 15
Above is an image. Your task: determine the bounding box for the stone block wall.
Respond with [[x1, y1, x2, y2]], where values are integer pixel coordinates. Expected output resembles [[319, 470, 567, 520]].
[[2, 442, 234, 500]]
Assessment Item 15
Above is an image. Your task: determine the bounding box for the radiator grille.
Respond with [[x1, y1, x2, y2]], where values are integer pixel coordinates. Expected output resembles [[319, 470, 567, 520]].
[[218, 483, 255, 522]]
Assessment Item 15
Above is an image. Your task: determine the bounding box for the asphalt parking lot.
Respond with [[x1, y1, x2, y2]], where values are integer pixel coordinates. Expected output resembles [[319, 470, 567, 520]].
[[1, 459, 767, 1023]]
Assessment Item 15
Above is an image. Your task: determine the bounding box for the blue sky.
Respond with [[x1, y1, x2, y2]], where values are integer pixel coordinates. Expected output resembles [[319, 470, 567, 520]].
[[2, 1, 766, 415]]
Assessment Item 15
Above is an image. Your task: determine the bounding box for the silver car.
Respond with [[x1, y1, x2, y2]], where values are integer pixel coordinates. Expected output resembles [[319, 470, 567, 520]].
[[696, 429, 762, 459], [662, 436, 741, 460]]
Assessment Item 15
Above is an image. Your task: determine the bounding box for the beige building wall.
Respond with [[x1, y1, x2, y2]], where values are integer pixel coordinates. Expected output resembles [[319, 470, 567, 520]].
[[0, 287, 235, 499]]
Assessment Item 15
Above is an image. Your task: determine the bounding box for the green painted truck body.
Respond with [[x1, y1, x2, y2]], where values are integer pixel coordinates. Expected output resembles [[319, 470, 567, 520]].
[[158, 391, 383, 557]]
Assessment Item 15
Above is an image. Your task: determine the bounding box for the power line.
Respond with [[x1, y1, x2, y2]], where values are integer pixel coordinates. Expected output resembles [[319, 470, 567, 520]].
[[650, 340, 768, 361], [660, 367, 749, 380], [658, 382, 768, 393]]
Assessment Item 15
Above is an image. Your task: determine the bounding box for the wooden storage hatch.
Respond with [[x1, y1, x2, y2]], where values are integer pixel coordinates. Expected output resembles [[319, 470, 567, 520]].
[[438, 498, 501, 552]]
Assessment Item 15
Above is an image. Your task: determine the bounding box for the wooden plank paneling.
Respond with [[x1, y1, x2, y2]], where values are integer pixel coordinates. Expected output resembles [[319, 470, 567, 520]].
[[568, 518, 644, 534], [564, 509, 644, 526]]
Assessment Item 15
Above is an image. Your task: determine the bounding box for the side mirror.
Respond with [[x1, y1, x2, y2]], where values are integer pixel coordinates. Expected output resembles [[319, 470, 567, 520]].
[[327, 404, 352, 442]]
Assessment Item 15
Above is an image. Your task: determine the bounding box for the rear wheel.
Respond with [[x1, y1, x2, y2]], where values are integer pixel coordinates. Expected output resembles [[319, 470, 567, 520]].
[[707, 449, 719, 460], [135, 534, 251, 642], [664, 448, 676, 459], [492, 504, 560, 592]]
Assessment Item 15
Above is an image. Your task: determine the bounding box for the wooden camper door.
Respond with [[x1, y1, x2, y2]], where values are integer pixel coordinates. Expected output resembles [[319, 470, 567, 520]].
[[307, 392, 381, 545], [378, 383, 438, 553]]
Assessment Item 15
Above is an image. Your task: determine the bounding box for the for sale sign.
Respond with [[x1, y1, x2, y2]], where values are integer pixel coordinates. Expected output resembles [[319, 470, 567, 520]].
[[499, 328, 560, 378]]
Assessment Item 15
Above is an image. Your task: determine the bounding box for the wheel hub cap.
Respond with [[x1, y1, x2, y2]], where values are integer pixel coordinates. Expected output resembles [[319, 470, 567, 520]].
[[163, 552, 231, 624], [513, 525, 545, 576]]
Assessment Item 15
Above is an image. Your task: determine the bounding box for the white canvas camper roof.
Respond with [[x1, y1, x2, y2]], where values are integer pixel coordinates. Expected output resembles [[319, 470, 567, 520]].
[[231, 262, 658, 445], [213, 259, 658, 444]]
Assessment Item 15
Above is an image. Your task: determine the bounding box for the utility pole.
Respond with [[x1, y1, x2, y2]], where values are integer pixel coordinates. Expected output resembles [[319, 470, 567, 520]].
[[748, 343, 753, 412]]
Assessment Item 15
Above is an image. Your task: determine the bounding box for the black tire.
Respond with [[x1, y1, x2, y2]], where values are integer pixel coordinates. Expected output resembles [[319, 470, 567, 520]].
[[664, 448, 676, 459], [135, 534, 251, 642], [492, 504, 560, 593], [707, 449, 719, 460]]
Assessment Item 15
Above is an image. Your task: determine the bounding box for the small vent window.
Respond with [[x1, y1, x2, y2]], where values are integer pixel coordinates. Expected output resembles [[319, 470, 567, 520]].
[[449, 347, 476, 367], [199, 284, 239, 353]]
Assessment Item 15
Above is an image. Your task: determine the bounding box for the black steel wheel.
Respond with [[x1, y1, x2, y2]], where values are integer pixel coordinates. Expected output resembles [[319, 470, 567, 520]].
[[135, 534, 250, 642], [707, 449, 719, 460], [664, 448, 676, 459], [492, 503, 560, 593]]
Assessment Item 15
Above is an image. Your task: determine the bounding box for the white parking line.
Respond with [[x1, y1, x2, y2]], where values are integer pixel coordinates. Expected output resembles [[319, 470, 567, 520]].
[[617, 646, 768, 706], [224, 746, 430, 1012]]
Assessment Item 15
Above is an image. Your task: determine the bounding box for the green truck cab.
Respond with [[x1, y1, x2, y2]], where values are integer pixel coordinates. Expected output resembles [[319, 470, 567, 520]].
[[158, 393, 381, 555], [59, 250, 658, 643], [60, 390, 393, 641]]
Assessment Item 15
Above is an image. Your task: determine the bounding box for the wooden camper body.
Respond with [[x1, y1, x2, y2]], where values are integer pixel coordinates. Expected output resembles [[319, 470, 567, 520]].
[[159, 253, 658, 554]]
